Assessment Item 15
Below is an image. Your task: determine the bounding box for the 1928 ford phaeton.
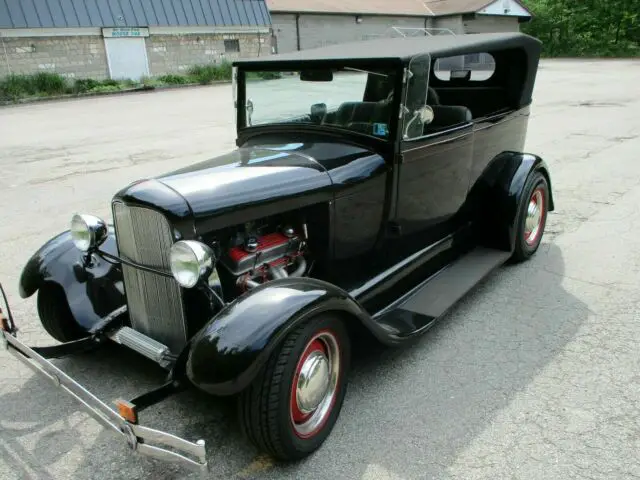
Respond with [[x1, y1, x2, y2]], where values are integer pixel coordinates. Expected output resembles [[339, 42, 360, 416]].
[[1, 32, 553, 471]]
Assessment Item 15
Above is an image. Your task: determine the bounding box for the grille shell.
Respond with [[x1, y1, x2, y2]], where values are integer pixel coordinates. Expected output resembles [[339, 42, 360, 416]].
[[112, 202, 187, 353]]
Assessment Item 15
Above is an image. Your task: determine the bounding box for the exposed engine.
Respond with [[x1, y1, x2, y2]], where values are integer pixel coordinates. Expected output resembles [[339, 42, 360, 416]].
[[219, 221, 309, 293]]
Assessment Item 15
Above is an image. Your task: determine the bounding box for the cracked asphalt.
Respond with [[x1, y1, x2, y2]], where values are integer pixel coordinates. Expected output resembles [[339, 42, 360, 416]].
[[1, 59, 639, 480]]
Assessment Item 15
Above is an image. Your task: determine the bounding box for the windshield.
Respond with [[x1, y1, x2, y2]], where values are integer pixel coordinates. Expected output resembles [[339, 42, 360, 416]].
[[241, 66, 398, 140]]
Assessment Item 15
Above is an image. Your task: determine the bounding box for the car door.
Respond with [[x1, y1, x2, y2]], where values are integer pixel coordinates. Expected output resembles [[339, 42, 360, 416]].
[[393, 55, 474, 254]]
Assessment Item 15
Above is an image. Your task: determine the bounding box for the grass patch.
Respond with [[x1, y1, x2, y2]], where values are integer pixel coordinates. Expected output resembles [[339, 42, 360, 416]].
[[247, 71, 282, 80], [187, 61, 233, 84], [87, 84, 122, 93], [157, 74, 191, 85], [0, 73, 142, 101], [0, 63, 237, 103], [72, 78, 100, 93], [33, 72, 67, 95], [0, 72, 68, 100]]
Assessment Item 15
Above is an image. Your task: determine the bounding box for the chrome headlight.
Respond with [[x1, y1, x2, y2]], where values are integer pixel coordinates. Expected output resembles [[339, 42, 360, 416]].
[[70, 214, 108, 252], [169, 241, 215, 288]]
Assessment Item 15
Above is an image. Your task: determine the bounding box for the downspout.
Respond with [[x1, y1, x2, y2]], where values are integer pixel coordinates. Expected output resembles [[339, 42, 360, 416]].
[[0, 34, 11, 75], [257, 31, 262, 56], [295, 14, 301, 51]]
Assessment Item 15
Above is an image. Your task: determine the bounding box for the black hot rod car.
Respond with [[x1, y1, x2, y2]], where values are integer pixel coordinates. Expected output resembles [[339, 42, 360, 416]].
[[1, 32, 553, 471]]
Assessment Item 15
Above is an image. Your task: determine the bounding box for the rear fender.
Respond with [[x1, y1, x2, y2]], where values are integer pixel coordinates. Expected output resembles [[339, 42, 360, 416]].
[[185, 277, 387, 396], [469, 151, 554, 251], [18, 227, 125, 330]]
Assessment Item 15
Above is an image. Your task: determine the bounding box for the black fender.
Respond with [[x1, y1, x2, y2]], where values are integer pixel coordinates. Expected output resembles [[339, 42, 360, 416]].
[[469, 151, 554, 252], [184, 277, 386, 396], [18, 226, 125, 330]]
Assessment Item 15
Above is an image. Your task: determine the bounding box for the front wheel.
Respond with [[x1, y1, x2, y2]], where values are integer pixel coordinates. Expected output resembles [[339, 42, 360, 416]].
[[238, 314, 351, 460], [37, 283, 87, 343]]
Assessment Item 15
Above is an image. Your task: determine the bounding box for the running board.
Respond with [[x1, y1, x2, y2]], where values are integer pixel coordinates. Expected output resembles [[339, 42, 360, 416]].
[[374, 247, 511, 340]]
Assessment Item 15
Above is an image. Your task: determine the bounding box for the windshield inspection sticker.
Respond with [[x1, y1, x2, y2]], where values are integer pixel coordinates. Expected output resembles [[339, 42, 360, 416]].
[[373, 123, 389, 137]]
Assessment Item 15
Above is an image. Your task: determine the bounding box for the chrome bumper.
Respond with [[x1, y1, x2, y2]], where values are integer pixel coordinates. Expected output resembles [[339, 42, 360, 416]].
[[1, 329, 208, 473]]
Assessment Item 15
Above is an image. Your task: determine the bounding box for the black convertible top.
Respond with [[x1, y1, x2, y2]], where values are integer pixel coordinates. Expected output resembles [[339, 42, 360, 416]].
[[234, 32, 541, 66], [234, 32, 542, 109]]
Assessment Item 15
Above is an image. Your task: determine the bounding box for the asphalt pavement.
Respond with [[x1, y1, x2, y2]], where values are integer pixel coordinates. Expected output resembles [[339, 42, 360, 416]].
[[0, 59, 639, 479]]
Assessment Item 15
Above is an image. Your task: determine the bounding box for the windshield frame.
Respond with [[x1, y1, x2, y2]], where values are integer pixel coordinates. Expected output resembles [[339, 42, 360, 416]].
[[235, 59, 405, 146]]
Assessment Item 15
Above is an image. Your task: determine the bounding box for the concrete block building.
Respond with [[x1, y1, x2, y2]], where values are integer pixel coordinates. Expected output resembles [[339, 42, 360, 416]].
[[267, 0, 532, 54], [0, 0, 272, 80]]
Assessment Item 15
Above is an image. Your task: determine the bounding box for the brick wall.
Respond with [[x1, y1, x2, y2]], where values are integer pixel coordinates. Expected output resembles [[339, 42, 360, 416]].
[[0, 35, 109, 79], [0, 30, 270, 80], [146, 32, 271, 76]]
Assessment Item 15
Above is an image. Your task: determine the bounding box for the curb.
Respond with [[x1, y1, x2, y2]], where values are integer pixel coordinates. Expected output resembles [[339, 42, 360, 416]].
[[0, 80, 232, 107]]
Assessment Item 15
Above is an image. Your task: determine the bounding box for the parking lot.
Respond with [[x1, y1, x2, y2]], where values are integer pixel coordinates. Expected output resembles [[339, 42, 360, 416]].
[[1, 58, 639, 479]]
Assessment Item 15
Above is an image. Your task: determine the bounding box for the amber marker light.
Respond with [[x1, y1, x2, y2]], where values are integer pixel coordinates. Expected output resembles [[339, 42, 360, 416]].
[[115, 399, 138, 424], [0, 309, 9, 332]]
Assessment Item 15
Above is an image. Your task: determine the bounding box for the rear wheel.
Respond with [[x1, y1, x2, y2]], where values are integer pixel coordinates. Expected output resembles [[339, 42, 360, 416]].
[[511, 171, 549, 262], [37, 284, 87, 343], [238, 314, 350, 460]]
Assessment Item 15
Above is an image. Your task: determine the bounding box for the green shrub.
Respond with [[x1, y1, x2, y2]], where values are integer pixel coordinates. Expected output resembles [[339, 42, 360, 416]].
[[73, 78, 100, 93], [0, 75, 34, 100], [216, 61, 232, 80], [187, 61, 233, 84], [157, 74, 190, 85], [32, 72, 67, 95], [88, 84, 122, 94], [257, 71, 282, 80], [138, 76, 162, 88], [100, 78, 120, 87], [0, 72, 69, 100]]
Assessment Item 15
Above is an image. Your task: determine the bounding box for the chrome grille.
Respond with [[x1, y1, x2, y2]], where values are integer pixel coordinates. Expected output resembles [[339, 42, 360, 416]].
[[112, 202, 187, 353]]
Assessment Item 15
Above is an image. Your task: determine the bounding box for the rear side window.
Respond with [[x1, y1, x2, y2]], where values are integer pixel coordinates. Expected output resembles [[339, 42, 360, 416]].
[[434, 53, 495, 81]]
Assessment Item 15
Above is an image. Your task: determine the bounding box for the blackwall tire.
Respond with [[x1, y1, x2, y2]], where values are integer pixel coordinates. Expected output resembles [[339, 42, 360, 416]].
[[238, 314, 351, 460], [511, 171, 549, 263], [37, 284, 87, 343]]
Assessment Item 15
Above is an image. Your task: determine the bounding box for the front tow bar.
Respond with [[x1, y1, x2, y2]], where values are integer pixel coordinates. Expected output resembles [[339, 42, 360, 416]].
[[0, 283, 208, 473]]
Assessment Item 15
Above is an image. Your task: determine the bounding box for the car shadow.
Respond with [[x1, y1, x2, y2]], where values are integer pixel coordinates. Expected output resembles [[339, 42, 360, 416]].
[[0, 243, 587, 479]]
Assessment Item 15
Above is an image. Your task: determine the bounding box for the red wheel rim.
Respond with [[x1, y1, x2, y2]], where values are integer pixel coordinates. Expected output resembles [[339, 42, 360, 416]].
[[290, 330, 340, 439], [524, 187, 545, 246]]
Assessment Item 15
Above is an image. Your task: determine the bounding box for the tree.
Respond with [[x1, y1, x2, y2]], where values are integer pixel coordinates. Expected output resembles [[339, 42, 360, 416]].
[[521, 0, 640, 57]]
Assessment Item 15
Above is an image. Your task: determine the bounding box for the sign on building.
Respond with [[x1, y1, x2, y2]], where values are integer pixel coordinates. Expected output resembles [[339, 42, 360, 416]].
[[102, 27, 150, 38]]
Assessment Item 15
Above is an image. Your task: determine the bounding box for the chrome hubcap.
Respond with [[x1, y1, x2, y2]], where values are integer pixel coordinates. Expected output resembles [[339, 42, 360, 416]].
[[291, 331, 340, 438], [524, 189, 544, 245], [296, 351, 330, 414]]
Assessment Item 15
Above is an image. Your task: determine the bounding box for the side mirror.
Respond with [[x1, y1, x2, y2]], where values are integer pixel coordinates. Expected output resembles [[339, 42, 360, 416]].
[[246, 99, 254, 126], [403, 105, 435, 139], [417, 105, 434, 125]]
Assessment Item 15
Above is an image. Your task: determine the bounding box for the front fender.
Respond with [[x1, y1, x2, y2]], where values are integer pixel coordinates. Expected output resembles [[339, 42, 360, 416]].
[[185, 277, 381, 396], [470, 151, 554, 251], [18, 226, 125, 330]]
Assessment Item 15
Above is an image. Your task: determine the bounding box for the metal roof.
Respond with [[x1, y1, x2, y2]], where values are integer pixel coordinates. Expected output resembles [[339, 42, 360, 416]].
[[0, 0, 271, 29]]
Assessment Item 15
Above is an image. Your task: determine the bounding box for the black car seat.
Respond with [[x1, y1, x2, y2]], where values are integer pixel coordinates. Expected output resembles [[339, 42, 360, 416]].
[[426, 105, 472, 132], [335, 102, 390, 126], [427, 87, 440, 105]]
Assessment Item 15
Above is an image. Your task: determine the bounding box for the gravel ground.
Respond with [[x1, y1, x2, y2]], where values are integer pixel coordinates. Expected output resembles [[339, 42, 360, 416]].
[[1, 58, 639, 480]]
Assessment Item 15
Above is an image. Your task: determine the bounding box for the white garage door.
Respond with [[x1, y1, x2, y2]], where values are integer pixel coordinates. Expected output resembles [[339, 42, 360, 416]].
[[104, 37, 150, 81]]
